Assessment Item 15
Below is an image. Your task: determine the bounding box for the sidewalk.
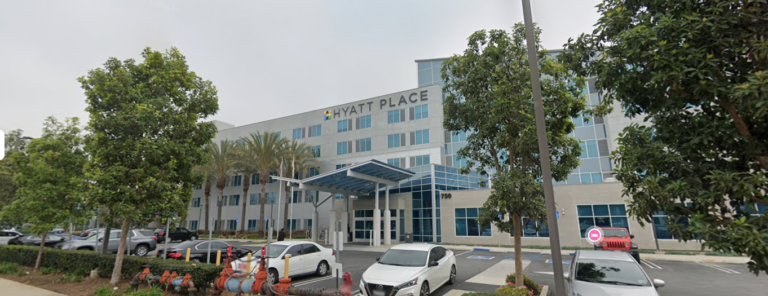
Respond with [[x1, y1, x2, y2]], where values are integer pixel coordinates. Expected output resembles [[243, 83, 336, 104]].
[[0, 278, 66, 296]]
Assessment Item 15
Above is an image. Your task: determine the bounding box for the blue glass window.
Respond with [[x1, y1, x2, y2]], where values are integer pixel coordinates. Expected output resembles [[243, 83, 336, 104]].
[[249, 194, 258, 205], [388, 134, 403, 148], [337, 119, 351, 133], [413, 155, 430, 166], [311, 145, 321, 158], [359, 138, 372, 152], [309, 167, 320, 177], [292, 128, 303, 140], [387, 110, 402, 124], [454, 207, 491, 237], [414, 129, 430, 145], [414, 104, 429, 120], [387, 158, 402, 168], [309, 124, 322, 137], [337, 142, 350, 155], [359, 115, 371, 129], [576, 204, 629, 238]]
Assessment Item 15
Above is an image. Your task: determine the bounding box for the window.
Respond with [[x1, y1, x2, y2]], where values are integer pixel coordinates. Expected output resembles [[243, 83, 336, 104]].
[[189, 220, 198, 231], [306, 191, 315, 203], [194, 184, 202, 190], [232, 175, 242, 187], [302, 243, 320, 254], [455, 208, 492, 237], [291, 191, 301, 203], [356, 138, 372, 152], [269, 172, 277, 183], [357, 115, 371, 129], [219, 196, 228, 206], [450, 131, 467, 143], [267, 192, 277, 204], [412, 129, 430, 145], [577, 204, 629, 238], [311, 145, 321, 158], [230, 194, 240, 206], [652, 202, 701, 240], [510, 217, 549, 237], [388, 133, 405, 148], [192, 197, 201, 208], [580, 172, 604, 184], [288, 219, 300, 230], [228, 220, 237, 230], [388, 109, 405, 124], [286, 245, 302, 257], [387, 158, 405, 168], [252, 174, 259, 185], [309, 168, 320, 177], [292, 127, 305, 140], [309, 124, 322, 137], [411, 104, 429, 120], [337, 119, 352, 133], [247, 220, 258, 231], [337, 141, 352, 155], [410, 155, 430, 167], [249, 193, 259, 205], [336, 164, 349, 169]]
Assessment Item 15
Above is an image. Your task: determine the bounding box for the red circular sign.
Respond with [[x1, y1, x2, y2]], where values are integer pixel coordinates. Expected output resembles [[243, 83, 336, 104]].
[[587, 229, 602, 243]]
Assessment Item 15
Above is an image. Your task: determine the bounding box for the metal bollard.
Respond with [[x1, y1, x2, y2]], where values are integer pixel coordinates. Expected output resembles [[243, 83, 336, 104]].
[[247, 252, 252, 278], [284, 254, 291, 278], [216, 250, 222, 266], [186, 248, 191, 262]]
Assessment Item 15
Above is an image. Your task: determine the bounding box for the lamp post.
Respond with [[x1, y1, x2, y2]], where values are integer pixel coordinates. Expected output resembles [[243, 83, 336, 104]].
[[521, 1, 566, 295]]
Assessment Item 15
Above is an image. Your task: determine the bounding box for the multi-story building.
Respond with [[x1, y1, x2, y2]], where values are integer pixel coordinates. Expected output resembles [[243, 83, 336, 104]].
[[186, 54, 703, 250]]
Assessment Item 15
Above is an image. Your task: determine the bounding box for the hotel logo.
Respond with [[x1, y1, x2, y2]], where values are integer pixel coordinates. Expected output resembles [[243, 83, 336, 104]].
[[323, 110, 332, 121]]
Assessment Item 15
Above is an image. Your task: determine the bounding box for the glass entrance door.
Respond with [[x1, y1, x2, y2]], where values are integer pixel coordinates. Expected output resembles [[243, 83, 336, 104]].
[[353, 210, 398, 243]]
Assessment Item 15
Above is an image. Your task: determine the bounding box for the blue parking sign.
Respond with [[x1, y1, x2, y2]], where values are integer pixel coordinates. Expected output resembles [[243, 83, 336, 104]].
[[556, 211, 560, 220]]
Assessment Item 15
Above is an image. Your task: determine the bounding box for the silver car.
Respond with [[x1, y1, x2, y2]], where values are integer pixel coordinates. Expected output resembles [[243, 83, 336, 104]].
[[1, 230, 23, 245], [58, 229, 157, 256], [566, 250, 665, 296]]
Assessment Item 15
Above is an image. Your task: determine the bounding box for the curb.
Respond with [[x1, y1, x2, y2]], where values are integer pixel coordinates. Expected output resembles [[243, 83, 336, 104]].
[[540, 285, 549, 296]]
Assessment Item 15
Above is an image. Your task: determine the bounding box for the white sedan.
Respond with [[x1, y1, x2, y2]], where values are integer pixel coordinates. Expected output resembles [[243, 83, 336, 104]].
[[232, 241, 335, 284], [360, 244, 456, 296]]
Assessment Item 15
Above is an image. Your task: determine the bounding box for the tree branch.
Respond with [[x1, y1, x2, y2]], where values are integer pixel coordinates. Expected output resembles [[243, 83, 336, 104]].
[[715, 100, 768, 171]]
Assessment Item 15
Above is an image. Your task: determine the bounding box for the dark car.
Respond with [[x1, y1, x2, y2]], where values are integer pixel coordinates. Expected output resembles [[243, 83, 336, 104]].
[[154, 227, 198, 243], [9, 234, 74, 247], [156, 240, 252, 263]]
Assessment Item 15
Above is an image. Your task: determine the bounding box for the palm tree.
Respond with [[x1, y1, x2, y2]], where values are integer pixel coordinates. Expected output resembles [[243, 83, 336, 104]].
[[242, 132, 286, 232], [195, 140, 237, 232], [233, 140, 260, 232], [202, 177, 213, 231], [281, 140, 318, 230]]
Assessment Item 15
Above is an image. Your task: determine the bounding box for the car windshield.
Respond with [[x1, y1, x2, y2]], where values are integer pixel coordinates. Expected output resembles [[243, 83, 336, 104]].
[[265, 244, 289, 258], [378, 249, 428, 267], [575, 259, 650, 286], [603, 229, 629, 238]]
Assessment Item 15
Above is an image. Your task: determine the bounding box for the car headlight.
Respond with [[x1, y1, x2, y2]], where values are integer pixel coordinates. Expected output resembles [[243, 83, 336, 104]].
[[396, 278, 418, 289]]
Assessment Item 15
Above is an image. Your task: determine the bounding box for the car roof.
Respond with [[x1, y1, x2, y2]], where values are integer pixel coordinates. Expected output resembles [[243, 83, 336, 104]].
[[576, 250, 635, 262], [389, 243, 435, 251]]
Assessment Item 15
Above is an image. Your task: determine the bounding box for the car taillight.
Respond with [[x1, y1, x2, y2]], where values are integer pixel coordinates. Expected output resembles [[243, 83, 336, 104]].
[[159, 232, 165, 236], [168, 253, 182, 258], [332, 250, 335, 256], [151, 237, 157, 240]]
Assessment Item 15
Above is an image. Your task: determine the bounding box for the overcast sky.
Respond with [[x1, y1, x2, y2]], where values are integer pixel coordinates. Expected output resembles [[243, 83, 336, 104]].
[[0, 0, 600, 138]]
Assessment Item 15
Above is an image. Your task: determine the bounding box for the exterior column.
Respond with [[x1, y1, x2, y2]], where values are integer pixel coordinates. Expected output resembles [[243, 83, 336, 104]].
[[373, 183, 381, 246], [341, 195, 348, 250], [311, 210, 319, 243], [384, 185, 391, 245], [329, 195, 336, 247]]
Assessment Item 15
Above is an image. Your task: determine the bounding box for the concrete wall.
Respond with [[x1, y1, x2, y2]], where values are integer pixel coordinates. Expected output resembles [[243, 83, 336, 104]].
[[438, 184, 703, 251]]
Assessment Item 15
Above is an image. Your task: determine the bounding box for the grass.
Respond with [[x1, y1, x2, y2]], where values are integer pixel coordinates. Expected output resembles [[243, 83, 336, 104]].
[[39, 267, 62, 275], [0, 262, 26, 276], [55, 269, 89, 283], [94, 285, 167, 296]]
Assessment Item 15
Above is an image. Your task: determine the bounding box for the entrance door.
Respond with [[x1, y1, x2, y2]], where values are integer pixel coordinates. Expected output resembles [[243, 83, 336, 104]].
[[353, 210, 398, 243]]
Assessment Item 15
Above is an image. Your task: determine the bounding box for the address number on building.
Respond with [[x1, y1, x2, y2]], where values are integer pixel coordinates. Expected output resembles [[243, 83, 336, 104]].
[[440, 193, 452, 199]]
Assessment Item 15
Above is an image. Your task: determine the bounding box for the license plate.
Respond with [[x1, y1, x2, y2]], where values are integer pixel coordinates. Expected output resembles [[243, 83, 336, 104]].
[[373, 291, 385, 296]]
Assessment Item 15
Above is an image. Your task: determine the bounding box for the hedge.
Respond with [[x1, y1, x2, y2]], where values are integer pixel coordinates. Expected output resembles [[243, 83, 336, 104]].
[[0, 245, 222, 291]]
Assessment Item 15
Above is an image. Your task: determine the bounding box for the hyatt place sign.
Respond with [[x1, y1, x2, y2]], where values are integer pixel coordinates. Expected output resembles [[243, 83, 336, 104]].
[[324, 90, 429, 120]]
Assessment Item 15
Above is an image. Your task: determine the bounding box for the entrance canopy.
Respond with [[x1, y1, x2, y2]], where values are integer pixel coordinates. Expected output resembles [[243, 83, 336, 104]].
[[274, 159, 415, 196]]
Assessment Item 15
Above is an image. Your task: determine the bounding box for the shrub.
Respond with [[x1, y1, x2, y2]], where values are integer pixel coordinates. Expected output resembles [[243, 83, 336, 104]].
[[40, 266, 62, 275], [0, 262, 25, 276], [504, 273, 541, 295], [495, 285, 534, 296], [57, 271, 86, 283], [0, 245, 221, 292]]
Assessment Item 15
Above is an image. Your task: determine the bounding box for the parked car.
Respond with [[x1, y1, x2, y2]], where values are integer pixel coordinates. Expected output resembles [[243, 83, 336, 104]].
[[593, 227, 640, 262], [360, 244, 456, 296], [236, 241, 335, 284], [154, 227, 198, 243], [0, 230, 23, 245], [566, 250, 665, 296], [156, 240, 252, 263], [80, 228, 104, 237], [57, 229, 157, 256], [8, 234, 74, 247]]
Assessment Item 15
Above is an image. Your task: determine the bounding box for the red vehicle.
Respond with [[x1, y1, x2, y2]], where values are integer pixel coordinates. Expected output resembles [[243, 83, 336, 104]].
[[593, 227, 640, 262]]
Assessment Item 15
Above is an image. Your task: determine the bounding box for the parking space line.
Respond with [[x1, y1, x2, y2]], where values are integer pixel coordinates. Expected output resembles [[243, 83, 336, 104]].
[[292, 276, 333, 286], [455, 250, 474, 257], [641, 260, 662, 269], [696, 262, 741, 274]]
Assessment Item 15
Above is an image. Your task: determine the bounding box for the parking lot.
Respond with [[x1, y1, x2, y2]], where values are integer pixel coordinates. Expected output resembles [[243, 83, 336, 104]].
[[141, 242, 768, 296]]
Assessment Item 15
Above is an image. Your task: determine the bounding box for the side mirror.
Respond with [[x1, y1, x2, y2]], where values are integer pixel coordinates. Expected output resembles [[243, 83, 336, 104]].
[[652, 279, 665, 288], [429, 261, 439, 267], [376, 257, 380, 262], [630, 234, 635, 239]]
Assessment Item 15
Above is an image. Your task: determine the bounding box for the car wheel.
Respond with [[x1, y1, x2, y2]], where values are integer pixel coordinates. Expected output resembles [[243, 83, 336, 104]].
[[190, 236, 197, 241], [419, 282, 430, 296], [192, 258, 201, 263], [448, 265, 457, 285], [316, 261, 329, 276], [633, 253, 640, 262], [135, 245, 149, 256], [268, 269, 279, 284]]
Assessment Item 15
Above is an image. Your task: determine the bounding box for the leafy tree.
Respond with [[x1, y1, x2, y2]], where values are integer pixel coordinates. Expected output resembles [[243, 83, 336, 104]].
[[442, 24, 589, 286], [562, 0, 768, 274], [0, 117, 89, 272], [242, 132, 286, 232], [0, 129, 28, 213], [280, 140, 318, 230], [79, 47, 218, 284]]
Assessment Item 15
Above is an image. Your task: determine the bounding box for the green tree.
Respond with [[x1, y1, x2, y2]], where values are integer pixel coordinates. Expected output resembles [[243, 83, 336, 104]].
[[0, 117, 89, 272], [280, 140, 318, 230], [79, 47, 218, 284], [233, 140, 261, 232], [0, 129, 29, 213], [562, 0, 768, 274], [242, 132, 286, 232], [442, 24, 589, 286]]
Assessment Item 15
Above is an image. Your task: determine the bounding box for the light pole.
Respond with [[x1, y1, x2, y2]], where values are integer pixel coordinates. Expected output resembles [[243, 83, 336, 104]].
[[521, 1, 566, 295]]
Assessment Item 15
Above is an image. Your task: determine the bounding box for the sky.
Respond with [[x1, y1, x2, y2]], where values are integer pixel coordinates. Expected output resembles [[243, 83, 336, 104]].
[[0, 0, 601, 138]]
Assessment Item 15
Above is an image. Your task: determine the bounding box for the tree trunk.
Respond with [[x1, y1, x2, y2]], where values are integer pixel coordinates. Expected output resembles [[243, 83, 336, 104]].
[[204, 180, 212, 231], [101, 225, 111, 256], [34, 232, 47, 272], [512, 214, 523, 287], [217, 188, 224, 232], [241, 177, 250, 232], [259, 176, 267, 232], [110, 219, 131, 285]]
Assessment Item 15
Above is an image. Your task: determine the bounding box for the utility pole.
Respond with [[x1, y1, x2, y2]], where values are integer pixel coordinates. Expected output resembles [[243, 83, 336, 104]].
[[521, 1, 566, 295]]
